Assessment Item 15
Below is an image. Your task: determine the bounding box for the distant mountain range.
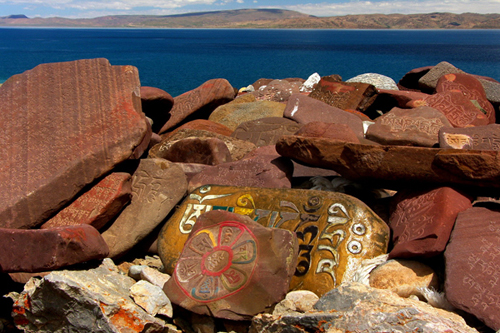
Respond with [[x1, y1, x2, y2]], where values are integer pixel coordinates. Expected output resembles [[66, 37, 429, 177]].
[[1, 9, 499, 29]]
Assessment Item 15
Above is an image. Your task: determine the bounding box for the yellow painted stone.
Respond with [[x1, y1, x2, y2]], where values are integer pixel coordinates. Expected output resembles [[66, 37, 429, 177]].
[[158, 185, 389, 296]]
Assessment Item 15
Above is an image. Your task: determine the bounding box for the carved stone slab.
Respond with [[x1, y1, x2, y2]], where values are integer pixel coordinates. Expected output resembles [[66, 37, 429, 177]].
[[276, 135, 500, 189], [294, 122, 360, 143], [163, 210, 298, 320], [156, 137, 232, 165], [0, 224, 109, 273], [101, 158, 187, 259], [41, 173, 132, 230], [439, 124, 500, 150], [0, 58, 150, 230], [445, 207, 500, 331], [140, 86, 174, 133], [231, 117, 302, 147], [250, 79, 302, 103], [158, 185, 389, 296], [417, 61, 465, 92], [162, 119, 233, 139], [388, 187, 472, 259]]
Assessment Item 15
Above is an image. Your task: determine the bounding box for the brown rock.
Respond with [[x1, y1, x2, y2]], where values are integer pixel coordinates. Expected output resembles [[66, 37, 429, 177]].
[[156, 137, 232, 165], [158, 185, 389, 296], [284, 94, 365, 140], [397, 65, 433, 91], [101, 158, 187, 258], [0, 224, 109, 273], [140, 86, 174, 133], [294, 122, 360, 143], [41, 172, 132, 230], [162, 119, 233, 139], [374, 89, 430, 110], [0, 58, 150, 229], [231, 117, 302, 147], [439, 124, 500, 150], [366, 106, 451, 147], [159, 79, 235, 134], [418, 61, 465, 92], [251, 79, 302, 103], [445, 207, 500, 331], [276, 135, 500, 189], [163, 210, 298, 320]]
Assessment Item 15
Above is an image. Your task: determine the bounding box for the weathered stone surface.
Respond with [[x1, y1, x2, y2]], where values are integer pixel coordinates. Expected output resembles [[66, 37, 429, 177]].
[[155, 137, 232, 165], [162, 119, 233, 139], [251, 79, 302, 102], [163, 210, 298, 320], [0, 224, 108, 273], [159, 78, 235, 133], [0, 58, 150, 229], [140, 86, 174, 133], [346, 73, 398, 90], [445, 207, 500, 331], [369, 259, 439, 298], [293, 122, 360, 143], [276, 135, 500, 189], [102, 158, 187, 258], [284, 94, 365, 139], [436, 73, 495, 124], [7, 259, 164, 332], [376, 89, 430, 108], [273, 290, 319, 315], [300, 73, 321, 93], [398, 65, 432, 91], [158, 185, 389, 296], [140, 266, 170, 289], [130, 280, 173, 317], [366, 106, 451, 147], [41, 172, 132, 230], [418, 61, 465, 92], [478, 77, 500, 105], [187, 153, 293, 192], [439, 124, 500, 150], [231, 117, 302, 147], [208, 100, 286, 131], [389, 187, 472, 258], [309, 78, 378, 112], [150, 129, 256, 161], [251, 283, 478, 333]]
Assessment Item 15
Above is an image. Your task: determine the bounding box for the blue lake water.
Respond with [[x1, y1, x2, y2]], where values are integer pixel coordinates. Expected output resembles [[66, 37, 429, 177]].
[[0, 28, 499, 96]]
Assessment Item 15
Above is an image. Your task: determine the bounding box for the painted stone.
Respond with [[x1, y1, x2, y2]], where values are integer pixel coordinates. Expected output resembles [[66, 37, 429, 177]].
[[346, 73, 398, 91], [294, 122, 360, 143], [445, 207, 500, 331], [276, 135, 500, 189], [417, 61, 465, 92], [365, 106, 451, 147], [208, 100, 286, 131], [161, 119, 233, 139], [0, 224, 109, 273], [284, 94, 365, 140], [251, 79, 302, 103], [439, 124, 500, 150], [163, 210, 298, 320], [308, 78, 377, 112], [101, 158, 188, 259], [231, 117, 302, 147], [158, 185, 389, 296], [155, 137, 232, 165], [140, 86, 174, 133], [0, 58, 150, 229], [40, 172, 132, 230], [159, 78, 235, 134]]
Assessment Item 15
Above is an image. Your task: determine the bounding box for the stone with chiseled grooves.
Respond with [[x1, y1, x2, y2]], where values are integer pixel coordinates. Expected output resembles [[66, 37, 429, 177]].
[[156, 137, 232, 165], [231, 117, 302, 147], [439, 124, 500, 150], [158, 185, 389, 297], [163, 210, 298, 320]]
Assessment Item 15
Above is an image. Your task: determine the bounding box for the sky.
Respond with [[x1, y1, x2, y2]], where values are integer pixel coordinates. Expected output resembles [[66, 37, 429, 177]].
[[0, 0, 498, 19]]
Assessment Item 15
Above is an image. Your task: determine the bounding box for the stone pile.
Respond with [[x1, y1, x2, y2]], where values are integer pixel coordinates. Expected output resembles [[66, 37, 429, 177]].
[[1, 59, 500, 333]]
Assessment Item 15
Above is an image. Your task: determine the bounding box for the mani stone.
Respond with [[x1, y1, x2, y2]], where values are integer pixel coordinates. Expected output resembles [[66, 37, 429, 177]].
[[155, 137, 232, 165], [162, 119, 234, 138], [40, 172, 132, 230], [276, 135, 500, 189], [365, 106, 451, 147], [439, 124, 500, 150], [293, 122, 360, 143], [0, 224, 108, 273], [388, 187, 472, 259], [346, 73, 399, 91], [418, 61, 466, 92], [140, 86, 174, 133], [251, 79, 302, 103], [231, 117, 302, 147], [445, 207, 500, 331], [158, 185, 389, 296], [208, 99, 286, 131], [101, 158, 188, 259], [159, 78, 235, 134], [163, 210, 298, 320], [284, 94, 365, 140], [0, 58, 150, 230], [308, 78, 378, 113]]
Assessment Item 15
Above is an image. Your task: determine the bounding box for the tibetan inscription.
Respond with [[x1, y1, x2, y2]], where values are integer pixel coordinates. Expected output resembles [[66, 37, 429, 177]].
[[158, 185, 389, 296]]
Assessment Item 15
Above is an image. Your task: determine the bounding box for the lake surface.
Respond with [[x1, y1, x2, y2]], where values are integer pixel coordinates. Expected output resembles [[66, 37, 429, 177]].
[[1, 28, 499, 96]]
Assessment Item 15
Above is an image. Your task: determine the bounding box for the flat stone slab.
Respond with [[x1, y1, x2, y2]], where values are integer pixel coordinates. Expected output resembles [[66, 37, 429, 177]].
[[276, 135, 500, 189], [231, 117, 302, 147], [163, 210, 298, 320], [0, 58, 150, 229], [439, 124, 500, 150], [158, 185, 389, 296]]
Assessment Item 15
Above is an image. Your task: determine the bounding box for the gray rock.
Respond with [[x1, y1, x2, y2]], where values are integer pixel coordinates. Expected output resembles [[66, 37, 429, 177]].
[[130, 280, 173, 317], [346, 73, 399, 90]]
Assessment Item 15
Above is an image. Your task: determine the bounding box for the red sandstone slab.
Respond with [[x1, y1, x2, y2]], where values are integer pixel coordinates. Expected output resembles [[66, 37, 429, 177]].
[[439, 124, 500, 150], [40, 173, 132, 230], [231, 117, 302, 147], [140, 86, 174, 134], [0, 224, 109, 273], [0, 58, 150, 229], [157, 137, 232, 165], [162, 119, 234, 139]]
